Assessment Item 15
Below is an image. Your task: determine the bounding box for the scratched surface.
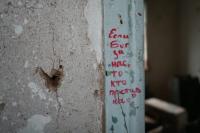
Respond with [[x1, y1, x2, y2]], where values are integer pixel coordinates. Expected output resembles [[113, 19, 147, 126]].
[[103, 0, 144, 133]]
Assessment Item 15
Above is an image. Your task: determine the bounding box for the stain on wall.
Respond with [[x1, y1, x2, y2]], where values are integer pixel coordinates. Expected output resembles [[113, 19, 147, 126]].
[[0, 0, 102, 133]]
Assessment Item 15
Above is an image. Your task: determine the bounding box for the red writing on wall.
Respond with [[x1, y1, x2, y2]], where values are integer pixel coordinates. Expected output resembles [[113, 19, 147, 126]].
[[111, 71, 123, 77], [111, 80, 127, 87], [110, 87, 141, 97], [111, 60, 131, 68], [109, 28, 129, 39], [110, 40, 129, 48], [107, 27, 141, 105]]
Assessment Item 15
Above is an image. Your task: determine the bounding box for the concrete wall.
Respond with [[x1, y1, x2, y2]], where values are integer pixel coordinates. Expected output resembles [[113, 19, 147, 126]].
[[146, 0, 179, 100], [180, 0, 200, 78], [0, 0, 102, 133]]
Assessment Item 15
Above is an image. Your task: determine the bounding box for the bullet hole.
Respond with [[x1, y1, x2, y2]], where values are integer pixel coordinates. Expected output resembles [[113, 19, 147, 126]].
[[137, 12, 142, 16], [35, 64, 64, 92], [118, 14, 123, 24]]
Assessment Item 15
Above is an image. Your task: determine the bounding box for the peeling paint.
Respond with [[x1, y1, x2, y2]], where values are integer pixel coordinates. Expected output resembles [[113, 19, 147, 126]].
[[28, 82, 46, 100], [18, 114, 52, 133]]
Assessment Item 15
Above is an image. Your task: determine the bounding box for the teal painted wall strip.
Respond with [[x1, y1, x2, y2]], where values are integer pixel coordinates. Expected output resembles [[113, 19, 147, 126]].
[[103, 0, 144, 133]]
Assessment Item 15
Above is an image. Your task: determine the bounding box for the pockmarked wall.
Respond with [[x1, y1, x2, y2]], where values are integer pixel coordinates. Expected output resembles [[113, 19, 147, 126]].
[[0, 0, 102, 133]]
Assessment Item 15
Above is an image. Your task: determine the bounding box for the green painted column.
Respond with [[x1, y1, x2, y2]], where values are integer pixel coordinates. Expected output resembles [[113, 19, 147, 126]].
[[103, 0, 145, 133]]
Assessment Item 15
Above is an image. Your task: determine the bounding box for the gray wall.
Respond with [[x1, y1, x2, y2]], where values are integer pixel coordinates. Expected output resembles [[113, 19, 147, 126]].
[[0, 0, 102, 133]]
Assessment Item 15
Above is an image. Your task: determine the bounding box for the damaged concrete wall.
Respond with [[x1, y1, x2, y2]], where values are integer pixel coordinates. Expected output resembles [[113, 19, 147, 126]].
[[0, 0, 102, 133]]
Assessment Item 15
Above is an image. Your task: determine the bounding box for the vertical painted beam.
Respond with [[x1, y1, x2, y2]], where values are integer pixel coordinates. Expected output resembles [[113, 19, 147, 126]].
[[103, 0, 144, 133]]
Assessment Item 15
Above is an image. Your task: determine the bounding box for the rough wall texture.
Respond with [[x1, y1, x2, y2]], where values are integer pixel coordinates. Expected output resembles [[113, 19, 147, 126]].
[[0, 0, 101, 133]]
